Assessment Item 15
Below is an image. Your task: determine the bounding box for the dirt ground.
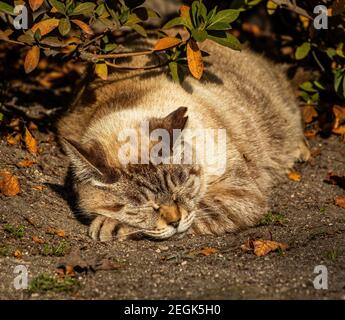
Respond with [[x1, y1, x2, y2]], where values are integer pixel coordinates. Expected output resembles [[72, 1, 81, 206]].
[[0, 121, 344, 300]]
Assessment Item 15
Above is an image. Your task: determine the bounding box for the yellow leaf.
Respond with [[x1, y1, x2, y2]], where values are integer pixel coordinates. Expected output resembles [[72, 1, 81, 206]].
[[267, 1, 278, 15], [95, 63, 108, 80], [32, 18, 59, 36], [187, 39, 204, 80], [17, 159, 35, 168], [335, 197, 345, 209], [24, 127, 38, 154], [0, 170, 20, 197], [153, 37, 182, 51], [14, 250, 23, 259], [29, 0, 44, 11], [253, 240, 288, 257], [288, 171, 301, 182], [24, 46, 40, 74], [71, 19, 94, 35], [299, 15, 310, 29]]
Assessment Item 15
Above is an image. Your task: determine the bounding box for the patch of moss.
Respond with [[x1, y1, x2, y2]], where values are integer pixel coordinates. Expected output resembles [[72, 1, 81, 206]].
[[4, 224, 25, 238], [41, 241, 69, 257], [27, 273, 80, 293], [259, 212, 287, 226]]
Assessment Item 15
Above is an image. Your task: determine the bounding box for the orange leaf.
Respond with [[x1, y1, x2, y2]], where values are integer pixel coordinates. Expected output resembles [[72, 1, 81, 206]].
[[190, 247, 218, 256], [24, 46, 40, 74], [154, 37, 182, 51], [335, 197, 345, 208], [253, 240, 288, 257], [29, 0, 44, 11], [0, 170, 21, 197], [14, 250, 23, 259], [32, 18, 59, 36], [6, 133, 21, 145], [71, 19, 94, 35], [24, 127, 38, 154], [17, 159, 35, 168], [288, 171, 301, 182], [95, 63, 108, 80], [32, 236, 44, 244], [180, 5, 190, 18], [187, 39, 204, 80], [332, 105, 345, 135]]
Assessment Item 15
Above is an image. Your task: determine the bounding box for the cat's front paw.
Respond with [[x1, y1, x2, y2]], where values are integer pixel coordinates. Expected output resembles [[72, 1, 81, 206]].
[[88, 216, 119, 242], [88, 216, 137, 242]]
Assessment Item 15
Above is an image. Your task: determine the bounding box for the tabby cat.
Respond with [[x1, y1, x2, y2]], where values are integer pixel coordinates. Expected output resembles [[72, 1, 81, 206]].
[[58, 40, 310, 241]]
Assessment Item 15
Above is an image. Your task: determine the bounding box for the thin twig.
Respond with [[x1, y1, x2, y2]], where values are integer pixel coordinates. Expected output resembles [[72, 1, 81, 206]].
[[271, 0, 313, 19]]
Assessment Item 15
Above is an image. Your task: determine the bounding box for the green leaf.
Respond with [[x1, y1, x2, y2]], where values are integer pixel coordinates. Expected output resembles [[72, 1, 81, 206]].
[[326, 48, 337, 59], [95, 3, 106, 16], [295, 42, 311, 60], [58, 18, 71, 36], [104, 43, 117, 52], [146, 8, 160, 19], [334, 71, 345, 94], [0, 1, 14, 15], [71, 2, 96, 16], [169, 61, 184, 83], [48, 0, 65, 14], [191, 29, 208, 42], [300, 81, 317, 93], [313, 81, 326, 91], [207, 9, 239, 29], [207, 22, 231, 31], [130, 23, 147, 37], [207, 33, 241, 51], [163, 17, 186, 29]]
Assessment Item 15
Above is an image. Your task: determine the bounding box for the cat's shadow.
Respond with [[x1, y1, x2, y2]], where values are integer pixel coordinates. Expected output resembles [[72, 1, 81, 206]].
[[46, 166, 92, 226]]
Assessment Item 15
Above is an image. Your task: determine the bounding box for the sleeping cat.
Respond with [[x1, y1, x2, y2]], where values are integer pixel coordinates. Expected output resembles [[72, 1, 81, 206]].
[[58, 40, 310, 241]]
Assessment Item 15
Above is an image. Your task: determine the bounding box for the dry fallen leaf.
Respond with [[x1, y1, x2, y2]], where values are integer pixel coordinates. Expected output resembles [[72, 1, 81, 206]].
[[17, 159, 35, 168], [187, 39, 204, 80], [335, 197, 345, 209], [46, 227, 66, 237], [32, 185, 46, 191], [6, 133, 21, 145], [154, 37, 182, 51], [0, 170, 21, 196], [24, 127, 38, 154], [332, 105, 345, 135], [24, 46, 40, 74], [253, 240, 288, 257], [32, 236, 44, 244], [14, 250, 22, 259], [303, 105, 318, 124], [8, 118, 21, 130], [304, 129, 317, 139], [288, 171, 301, 182], [190, 247, 218, 256]]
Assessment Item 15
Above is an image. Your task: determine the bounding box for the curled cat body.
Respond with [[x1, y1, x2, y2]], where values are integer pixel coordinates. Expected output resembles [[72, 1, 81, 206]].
[[58, 40, 310, 242]]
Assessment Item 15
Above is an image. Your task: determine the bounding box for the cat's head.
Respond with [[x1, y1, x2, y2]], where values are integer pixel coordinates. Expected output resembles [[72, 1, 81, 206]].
[[62, 107, 205, 239]]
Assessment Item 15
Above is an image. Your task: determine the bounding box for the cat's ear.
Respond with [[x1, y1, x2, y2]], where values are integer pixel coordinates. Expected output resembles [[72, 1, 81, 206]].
[[61, 138, 119, 184], [150, 106, 188, 136]]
